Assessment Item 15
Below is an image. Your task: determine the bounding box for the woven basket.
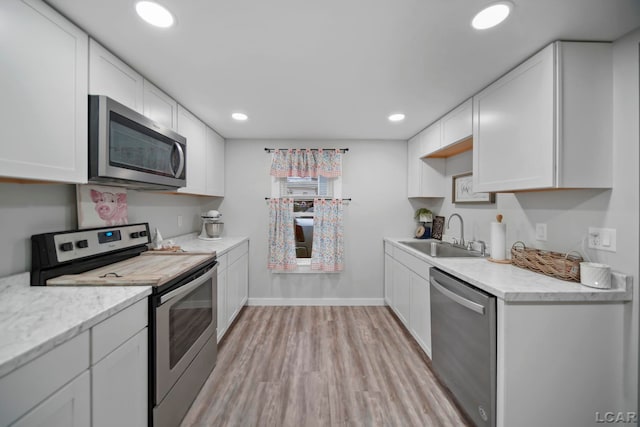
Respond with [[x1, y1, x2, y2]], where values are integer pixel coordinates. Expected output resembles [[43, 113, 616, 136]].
[[510, 241, 582, 282]]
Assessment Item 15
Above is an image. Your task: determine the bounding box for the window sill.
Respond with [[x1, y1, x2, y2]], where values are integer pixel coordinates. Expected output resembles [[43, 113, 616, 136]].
[[270, 259, 341, 274]]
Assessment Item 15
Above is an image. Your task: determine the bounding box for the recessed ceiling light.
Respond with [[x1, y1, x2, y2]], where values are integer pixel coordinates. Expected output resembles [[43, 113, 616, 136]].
[[232, 113, 248, 121], [135, 1, 174, 28], [388, 113, 405, 122], [472, 2, 512, 30]]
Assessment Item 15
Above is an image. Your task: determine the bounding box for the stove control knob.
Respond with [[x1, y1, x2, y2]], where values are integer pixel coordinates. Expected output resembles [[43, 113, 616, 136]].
[[139, 230, 148, 237], [76, 240, 89, 249], [60, 242, 74, 252], [130, 232, 140, 239]]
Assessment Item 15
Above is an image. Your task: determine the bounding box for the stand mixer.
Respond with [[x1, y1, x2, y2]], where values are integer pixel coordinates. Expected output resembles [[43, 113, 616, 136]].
[[198, 210, 224, 240]]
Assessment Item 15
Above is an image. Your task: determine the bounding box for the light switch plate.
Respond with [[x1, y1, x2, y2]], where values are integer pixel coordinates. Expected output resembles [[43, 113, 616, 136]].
[[588, 227, 616, 252], [535, 223, 547, 241]]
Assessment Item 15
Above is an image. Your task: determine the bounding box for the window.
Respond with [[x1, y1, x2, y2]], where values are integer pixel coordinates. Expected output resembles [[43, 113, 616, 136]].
[[285, 176, 332, 260], [272, 175, 340, 262]]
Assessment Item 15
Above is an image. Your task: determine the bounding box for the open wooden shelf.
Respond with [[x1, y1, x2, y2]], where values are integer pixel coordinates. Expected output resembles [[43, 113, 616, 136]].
[[425, 136, 473, 159]]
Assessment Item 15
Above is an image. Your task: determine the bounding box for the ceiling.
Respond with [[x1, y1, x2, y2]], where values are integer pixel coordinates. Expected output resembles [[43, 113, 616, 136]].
[[46, 0, 640, 140]]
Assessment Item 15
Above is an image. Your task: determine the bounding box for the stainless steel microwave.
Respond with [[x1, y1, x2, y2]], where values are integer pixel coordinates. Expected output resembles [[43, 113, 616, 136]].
[[89, 95, 187, 190]]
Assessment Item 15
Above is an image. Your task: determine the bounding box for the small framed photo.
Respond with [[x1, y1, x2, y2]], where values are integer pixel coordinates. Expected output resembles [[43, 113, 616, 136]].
[[76, 184, 128, 229], [431, 216, 445, 240], [452, 172, 495, 204]]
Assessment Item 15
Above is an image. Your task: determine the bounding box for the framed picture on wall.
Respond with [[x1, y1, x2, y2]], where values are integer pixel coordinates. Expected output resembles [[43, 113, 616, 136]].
[[76, 184, 128, 229], [452, 172, 495, 204]]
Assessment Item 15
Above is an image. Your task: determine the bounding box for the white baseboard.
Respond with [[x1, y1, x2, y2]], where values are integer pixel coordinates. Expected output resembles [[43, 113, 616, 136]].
[[247, 298, 385, 306]]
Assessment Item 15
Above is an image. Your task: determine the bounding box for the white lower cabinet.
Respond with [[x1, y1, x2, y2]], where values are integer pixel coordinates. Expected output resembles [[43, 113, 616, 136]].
[[0, 299, 148, 427], [409, 272, 431, 357], [384, 241, 432, 358], [216, 252, 229, 342], [12, 371, 90, 427], [92, 328, 148, 427], [391, 258, 411, 325], [217, 241, 249, 342]]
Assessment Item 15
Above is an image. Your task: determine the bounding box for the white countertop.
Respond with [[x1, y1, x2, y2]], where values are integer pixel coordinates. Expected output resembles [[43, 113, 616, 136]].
[[0, 272, 151, 378], [385, 238, 632, 303], [170, 233, 248, 255]]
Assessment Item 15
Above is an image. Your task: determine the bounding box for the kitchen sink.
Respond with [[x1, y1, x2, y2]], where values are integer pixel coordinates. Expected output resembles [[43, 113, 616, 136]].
[[399, 240, 487, 258]]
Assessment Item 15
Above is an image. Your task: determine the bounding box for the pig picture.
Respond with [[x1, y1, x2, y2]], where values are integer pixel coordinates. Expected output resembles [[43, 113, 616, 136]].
[[89, 189, 128, 226]]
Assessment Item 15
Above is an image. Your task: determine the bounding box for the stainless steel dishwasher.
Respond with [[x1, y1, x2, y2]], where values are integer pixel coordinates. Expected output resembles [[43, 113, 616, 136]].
[[430, 267, 496, 427]]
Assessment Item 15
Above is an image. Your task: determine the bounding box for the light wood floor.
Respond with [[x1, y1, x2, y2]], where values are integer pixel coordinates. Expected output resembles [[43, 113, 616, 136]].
[[181, 306, 470, 427]]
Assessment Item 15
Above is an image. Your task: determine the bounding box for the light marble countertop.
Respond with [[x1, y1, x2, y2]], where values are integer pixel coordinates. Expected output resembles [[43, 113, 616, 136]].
[[0, 272, 151, 378], [385, 238, 632, 303], [169, 233, 248, 255]]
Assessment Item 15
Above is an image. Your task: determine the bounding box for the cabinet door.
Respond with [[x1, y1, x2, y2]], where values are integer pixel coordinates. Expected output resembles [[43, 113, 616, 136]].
[[421, 121, 442, 156], [12, 371, 90, 427], [217, 267, 228, 342], [409, 272, 431, 358], [407, 136, 421, 197], [0, 0, 88, 183], [473, 44, 555, 192], [391, 259, 411, 325], [384, 253, 393, 306], [92, 328, 148, 427], [89, 39, 144, 112], [441, 98, 472, 148], [205, 126, 225, 197], [227, 253, 248, 325], [177, 105, 208, 195], [143, 79, 178, 130]]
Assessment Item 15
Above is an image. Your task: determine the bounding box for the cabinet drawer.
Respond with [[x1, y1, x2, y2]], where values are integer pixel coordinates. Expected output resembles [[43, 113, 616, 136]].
[[394, 247, 431, 280], [91, 298, 148, 364], [217, 253, 228, 272], [228, 241, 248, 265], [0, 331, 89, 426]]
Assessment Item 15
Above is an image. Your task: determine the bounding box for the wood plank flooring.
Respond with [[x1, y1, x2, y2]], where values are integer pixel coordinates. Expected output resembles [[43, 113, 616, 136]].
[[181, 306, 471, 427]]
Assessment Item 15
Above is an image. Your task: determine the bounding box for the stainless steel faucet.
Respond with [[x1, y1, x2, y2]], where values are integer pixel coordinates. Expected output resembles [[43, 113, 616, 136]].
[[447, 213, 464, 247]]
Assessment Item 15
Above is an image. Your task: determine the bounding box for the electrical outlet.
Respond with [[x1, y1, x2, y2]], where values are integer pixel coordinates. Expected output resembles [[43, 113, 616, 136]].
[[588, 227, 616, 252], [177, 215, 183, 227], [535, 223, 547, 241]]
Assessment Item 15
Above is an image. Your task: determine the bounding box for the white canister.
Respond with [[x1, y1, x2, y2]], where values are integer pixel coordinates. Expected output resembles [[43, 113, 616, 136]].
[[580, 262, 611, 289]]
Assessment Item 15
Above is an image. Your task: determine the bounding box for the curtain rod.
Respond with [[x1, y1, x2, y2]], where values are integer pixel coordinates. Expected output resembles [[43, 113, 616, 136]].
[[264, 148, 349, 153], [264, 197, 351, 201]]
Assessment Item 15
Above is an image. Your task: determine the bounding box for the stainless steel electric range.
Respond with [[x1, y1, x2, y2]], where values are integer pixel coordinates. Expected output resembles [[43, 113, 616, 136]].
[[31, 223, 217, 427]]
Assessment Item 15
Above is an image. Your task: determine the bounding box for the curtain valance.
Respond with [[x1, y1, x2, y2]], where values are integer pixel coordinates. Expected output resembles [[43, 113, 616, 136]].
[[270, 148, 342, 178]]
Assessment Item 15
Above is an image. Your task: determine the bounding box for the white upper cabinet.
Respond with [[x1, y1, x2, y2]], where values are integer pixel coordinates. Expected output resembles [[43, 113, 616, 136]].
[[473, 41, 612, 192], [177, 106, 208, 195], [0, 0, 88, 183], [421, 121, 442, 156], [440, 98, 472, 149], [407, 134, 446, 198], [89, 39, 144, 113], [205, 126, 225, 197], [143, 80, 178, 131]]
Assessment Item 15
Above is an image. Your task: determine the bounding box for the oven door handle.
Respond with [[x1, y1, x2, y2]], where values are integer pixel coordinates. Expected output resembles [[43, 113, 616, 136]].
[[159, 265, 216, 305]]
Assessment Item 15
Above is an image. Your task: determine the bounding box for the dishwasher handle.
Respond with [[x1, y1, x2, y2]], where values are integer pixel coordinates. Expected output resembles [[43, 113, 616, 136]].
[[430, 277, 485, 315]]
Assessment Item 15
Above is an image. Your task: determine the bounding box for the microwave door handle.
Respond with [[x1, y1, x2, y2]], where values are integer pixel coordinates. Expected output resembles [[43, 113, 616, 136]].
[[170, 142, 185, 178]]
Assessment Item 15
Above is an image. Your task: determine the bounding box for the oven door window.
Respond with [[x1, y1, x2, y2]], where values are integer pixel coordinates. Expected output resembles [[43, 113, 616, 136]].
[[168, 280, 213, 368]]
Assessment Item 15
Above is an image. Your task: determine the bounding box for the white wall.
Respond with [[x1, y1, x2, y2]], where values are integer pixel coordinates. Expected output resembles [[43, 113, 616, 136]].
[[0, 182, 217, 277], [221, 139, 415, 303], [413, 28, 640, 414]]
